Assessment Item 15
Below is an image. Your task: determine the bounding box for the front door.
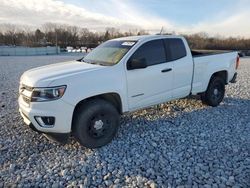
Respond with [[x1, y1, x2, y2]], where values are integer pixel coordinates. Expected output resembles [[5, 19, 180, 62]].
[[126, 39, 174, 110]]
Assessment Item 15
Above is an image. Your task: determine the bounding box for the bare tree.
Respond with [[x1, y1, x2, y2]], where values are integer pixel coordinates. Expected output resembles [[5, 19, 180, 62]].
[[0, 22, 249, 50]]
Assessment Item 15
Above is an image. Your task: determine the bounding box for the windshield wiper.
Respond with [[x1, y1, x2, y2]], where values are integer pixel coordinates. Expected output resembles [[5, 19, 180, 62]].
[[93, 62, 107, 66], [77, 57, 84, 62], [82, 60, 107, 66]]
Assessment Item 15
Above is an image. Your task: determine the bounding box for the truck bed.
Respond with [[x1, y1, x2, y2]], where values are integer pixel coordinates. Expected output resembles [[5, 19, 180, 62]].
[[191, 51, 238, 95], [191, 50, 232, 57]]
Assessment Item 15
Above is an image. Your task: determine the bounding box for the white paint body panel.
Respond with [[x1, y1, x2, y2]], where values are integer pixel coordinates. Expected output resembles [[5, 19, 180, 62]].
[[191, 52, 238, 94], [18, 35, 238, 133], [126, 61, 174, 110]]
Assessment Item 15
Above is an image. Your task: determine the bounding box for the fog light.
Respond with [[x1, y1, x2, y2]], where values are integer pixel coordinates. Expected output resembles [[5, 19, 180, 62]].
[[35, 116, 55, 128]]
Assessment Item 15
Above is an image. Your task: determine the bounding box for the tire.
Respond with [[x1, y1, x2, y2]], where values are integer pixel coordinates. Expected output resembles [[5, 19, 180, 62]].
[[200, 77, 225, 107], [73, 99, 120, 148]]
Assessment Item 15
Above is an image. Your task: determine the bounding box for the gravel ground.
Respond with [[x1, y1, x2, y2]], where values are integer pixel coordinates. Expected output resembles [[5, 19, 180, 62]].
[[0, 55, 249, 187]]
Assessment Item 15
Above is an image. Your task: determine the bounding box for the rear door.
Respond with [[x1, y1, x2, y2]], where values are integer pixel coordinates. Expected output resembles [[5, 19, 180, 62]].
[[164, 38, 193, 99], [126, 39, 174, 110]]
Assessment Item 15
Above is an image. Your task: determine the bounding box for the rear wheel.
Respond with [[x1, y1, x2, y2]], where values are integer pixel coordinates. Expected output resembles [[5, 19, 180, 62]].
[[73, 99, 120, 148], [201, 77, 225, 107]]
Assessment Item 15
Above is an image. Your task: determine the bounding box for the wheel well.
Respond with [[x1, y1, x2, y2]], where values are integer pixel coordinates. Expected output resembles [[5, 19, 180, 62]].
[[72, 93, 122, 124], [211, 70, 228, 84], [198, 70, 228, 96]]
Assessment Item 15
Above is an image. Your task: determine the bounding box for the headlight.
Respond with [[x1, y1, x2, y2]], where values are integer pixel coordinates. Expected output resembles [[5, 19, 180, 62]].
[[31, 85, 66, 102]]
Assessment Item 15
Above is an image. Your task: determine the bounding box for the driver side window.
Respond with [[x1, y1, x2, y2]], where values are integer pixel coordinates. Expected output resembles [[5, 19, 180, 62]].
[[127, 39, 166, 69]]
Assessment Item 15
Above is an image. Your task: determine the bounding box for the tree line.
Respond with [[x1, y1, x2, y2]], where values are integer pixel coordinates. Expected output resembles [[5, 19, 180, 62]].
[[0, 23, 148, 48], [184, 33, 250, 51], [0, 23, 249, 50]]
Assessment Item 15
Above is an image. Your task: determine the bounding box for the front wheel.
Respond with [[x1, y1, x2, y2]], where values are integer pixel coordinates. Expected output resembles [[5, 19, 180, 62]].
[[73, 99, 120, 148], [201, 77, 225, 107]]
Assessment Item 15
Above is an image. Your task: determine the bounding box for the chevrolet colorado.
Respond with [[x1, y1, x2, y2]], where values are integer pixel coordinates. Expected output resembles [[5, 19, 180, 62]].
[[19, 35, 239, 148]]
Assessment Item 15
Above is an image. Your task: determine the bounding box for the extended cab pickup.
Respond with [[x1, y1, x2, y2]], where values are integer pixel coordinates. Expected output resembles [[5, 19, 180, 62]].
[[19, 35, 239, 148]]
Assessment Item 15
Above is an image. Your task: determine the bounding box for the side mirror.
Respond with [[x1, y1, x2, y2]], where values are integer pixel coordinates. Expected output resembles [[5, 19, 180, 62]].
[[127, 58, 147, 70]]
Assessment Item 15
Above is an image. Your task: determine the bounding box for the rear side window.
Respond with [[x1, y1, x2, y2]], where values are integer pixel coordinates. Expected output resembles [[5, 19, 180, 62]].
[[129, 39, 166, 66], [164, 39, 187, 61]]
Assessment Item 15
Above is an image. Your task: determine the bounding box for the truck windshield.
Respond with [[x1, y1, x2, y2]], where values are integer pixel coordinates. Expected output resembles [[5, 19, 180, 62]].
[[83, 40, 136, 66]]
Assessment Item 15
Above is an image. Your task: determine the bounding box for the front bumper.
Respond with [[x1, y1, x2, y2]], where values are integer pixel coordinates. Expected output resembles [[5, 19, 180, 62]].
[[29, 122, 70, 144], [19, 96, 74, 143]]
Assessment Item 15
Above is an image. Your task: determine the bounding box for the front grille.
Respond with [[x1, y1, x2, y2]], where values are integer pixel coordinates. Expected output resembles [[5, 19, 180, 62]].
[[20, 110, 30, 121], [19, 83, 33, 105], [20, 84, 33, 92], [22, 95, 31, 104]]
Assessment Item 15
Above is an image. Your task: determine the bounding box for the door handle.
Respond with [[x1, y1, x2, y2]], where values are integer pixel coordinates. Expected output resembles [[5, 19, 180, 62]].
[[161, 68, 172, 73]]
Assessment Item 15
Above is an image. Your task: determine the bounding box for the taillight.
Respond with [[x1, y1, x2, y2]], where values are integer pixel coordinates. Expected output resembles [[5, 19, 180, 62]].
[[236, 55, 240, 69]]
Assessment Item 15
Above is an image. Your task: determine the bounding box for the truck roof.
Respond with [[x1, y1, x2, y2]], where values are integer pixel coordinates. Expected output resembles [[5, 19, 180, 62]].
[[112, 34, 183, 42]]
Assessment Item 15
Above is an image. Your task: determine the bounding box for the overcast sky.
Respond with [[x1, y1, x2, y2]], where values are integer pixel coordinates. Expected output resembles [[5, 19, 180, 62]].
[[1, 0, 250, 37]]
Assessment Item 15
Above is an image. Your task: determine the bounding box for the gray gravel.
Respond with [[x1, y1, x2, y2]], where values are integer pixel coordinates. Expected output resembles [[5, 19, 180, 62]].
[[0, 55, 249, 187]]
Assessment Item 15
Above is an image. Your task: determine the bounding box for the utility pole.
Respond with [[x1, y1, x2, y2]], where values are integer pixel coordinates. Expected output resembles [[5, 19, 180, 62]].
[[55, 29, 58, 54]]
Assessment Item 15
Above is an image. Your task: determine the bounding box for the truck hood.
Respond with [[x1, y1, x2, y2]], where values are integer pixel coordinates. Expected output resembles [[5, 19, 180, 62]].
[[20, 60, 103, 87]]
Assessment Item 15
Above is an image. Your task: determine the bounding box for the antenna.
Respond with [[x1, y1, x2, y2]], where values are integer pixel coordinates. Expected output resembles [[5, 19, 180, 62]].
[[160, 26, 164, 35]]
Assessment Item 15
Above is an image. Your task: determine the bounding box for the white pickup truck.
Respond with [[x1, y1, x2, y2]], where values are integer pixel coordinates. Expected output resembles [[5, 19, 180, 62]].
[[19, 35, 239, 148]]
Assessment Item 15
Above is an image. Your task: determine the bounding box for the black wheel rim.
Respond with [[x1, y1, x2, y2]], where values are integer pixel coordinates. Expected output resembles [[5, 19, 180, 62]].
[[87, 113, 112, 138], [211, 83, 224, 103]]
